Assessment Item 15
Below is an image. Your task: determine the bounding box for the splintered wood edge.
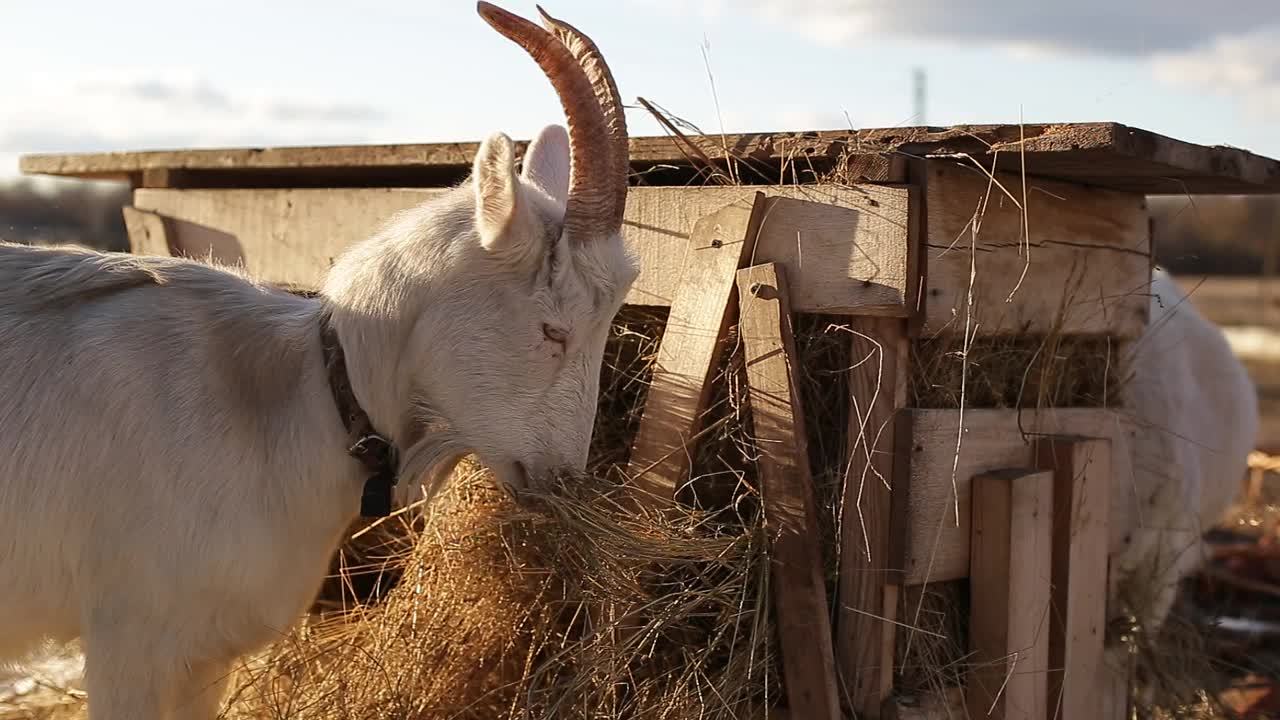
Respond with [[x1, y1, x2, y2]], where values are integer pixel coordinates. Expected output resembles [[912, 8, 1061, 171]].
[[23, 122, 1280, 193], [737, 261, 842, 720], [625, 193, 768, 502]]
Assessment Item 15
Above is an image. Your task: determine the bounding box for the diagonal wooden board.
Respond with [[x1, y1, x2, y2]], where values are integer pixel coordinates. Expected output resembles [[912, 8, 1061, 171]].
[[626, 192, 767, 501], [121, 206, 174, 258], [737, 262, 842, 720], [836, 316, 908, 717]]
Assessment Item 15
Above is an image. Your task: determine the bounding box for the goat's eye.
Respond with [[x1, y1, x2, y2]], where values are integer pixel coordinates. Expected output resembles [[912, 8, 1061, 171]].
[[542, 323, 569, 347]]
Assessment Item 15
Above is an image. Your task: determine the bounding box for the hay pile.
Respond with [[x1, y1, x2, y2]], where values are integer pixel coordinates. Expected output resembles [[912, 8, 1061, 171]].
[[220, 308, 790, 720], [224, 459, 776, 720]]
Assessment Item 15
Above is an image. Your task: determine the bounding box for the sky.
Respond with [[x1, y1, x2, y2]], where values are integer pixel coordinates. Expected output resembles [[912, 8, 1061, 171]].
[[2, 0, 1280, 183]]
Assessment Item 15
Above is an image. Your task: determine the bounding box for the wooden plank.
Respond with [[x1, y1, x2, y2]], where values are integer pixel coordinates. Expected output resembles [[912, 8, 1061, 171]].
[[141, 168, 190, 189], [836, 316, 907, 717], [737, 262, 841, 720], [626, 194, 767, 500], [121, 206, 172, 257], [966, 469, 1054, 720], [132, 184, 911, 314], [1034, 437, 1112, 720], [923, 161, 1151, 337], [902, 409, 1132, 585], [22, 122, 1280, 194]]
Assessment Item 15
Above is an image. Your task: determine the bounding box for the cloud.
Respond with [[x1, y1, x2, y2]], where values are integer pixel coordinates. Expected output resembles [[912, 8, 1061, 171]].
[[0, 70, 395, 176], [657, 0, 1280, 57], [1151, 27, 1280, 121], [641, 0, 1280, 119]]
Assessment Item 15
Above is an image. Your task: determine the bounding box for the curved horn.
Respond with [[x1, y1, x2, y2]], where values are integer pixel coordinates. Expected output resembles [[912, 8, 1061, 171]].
[[535, 5, 629, 230], [477, 2, 615, 242]]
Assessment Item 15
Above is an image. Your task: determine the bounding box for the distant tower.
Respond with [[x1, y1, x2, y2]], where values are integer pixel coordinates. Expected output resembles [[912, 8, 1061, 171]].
[[912, 67, 927, 126]]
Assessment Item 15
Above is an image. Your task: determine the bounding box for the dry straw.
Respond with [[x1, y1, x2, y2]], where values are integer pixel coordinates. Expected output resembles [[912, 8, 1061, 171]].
[[219, 306, 791, 720]]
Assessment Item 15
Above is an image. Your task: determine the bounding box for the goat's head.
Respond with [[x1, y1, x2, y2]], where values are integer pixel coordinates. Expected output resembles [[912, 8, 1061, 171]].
[[323, 2, 637, 503]]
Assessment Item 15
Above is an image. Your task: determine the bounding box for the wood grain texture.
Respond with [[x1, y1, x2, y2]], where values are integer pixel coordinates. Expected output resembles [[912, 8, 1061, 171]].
[[922, 161, 1151, 337], [25, 122, 1280, 194], [1034, 437, 1112, 720], [902, 409, 1132, 585], [836, 316, 907, 717], [737, 262, 841, 720], [121, 206, 173, 257], [133, 184, 911, 314], [966, 469, 1054, 720], [626, 195, 767, 501]]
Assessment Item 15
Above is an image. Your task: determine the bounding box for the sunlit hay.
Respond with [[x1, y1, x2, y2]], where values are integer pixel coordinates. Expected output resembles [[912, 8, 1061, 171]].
[[909, 333, 1120, 410], [226, 460, 555, 720], [309, 307, 669, 614], [224, 458, 776, 720], [505, 468, 776, 719], [792, 316, 855, 601], [222, 299, 780, 720], [894, 581, 970, 702], [588, 307, 669, 469]]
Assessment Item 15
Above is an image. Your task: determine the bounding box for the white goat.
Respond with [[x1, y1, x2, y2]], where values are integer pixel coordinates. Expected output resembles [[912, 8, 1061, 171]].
[[1110, 269, 1258, 651], [0, 4, 636, 719]]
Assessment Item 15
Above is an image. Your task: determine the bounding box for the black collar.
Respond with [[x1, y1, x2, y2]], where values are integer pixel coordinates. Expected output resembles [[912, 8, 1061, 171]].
[[318, 307, 399, 518]]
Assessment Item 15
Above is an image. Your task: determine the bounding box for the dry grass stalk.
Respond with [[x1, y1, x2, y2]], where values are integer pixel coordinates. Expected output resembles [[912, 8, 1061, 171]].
[[213, 306, 785, 720], [223, 457, 779, 720]]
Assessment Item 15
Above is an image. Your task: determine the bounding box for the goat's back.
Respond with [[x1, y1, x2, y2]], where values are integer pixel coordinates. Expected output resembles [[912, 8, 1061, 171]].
[[1112, 269, 1258, 626], [0, 242, 355, 662]]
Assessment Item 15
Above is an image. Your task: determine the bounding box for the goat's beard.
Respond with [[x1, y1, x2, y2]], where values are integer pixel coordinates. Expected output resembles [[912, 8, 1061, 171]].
[[397, 423, 467, 510]]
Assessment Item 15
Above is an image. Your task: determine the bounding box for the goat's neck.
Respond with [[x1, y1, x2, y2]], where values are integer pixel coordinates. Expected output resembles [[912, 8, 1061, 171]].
[[318, 299, 413, 450]]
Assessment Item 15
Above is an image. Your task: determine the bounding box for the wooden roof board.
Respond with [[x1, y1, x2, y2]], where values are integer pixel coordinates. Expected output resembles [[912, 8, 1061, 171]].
[[19, 122, 1280, 195]]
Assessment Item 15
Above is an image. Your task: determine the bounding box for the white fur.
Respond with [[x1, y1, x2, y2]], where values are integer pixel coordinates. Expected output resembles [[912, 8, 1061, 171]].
[[1108, 269, 1258, 654], [0, 124, 637, 720]]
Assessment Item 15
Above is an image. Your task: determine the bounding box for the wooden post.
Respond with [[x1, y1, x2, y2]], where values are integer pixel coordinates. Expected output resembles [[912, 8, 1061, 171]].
[[1034, 436, 1112, 720], [627, 193, 767, 503], [121, 206, 174, 257], [837, 316, 908, 717], [967, 469, 1055, 720], [738, 262, 841, 720]]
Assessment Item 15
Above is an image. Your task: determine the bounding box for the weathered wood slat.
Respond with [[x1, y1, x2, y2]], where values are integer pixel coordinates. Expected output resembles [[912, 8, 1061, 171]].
[[132, 185, 911, 314], [626, 195, 766, 500], [923, 162, 1151, 337], [121, 207, 173, 257], [737, 262, 841, 720], [902, 409, 1132, 585], [23, 122, 1280, 194], [836, 316, 907, 718], [966, 469, 1054, 720], [1035, 437, 1112, 720]]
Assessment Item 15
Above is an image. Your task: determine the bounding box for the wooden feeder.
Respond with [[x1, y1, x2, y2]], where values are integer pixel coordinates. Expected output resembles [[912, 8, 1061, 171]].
[[22, 122, 1280, 719]]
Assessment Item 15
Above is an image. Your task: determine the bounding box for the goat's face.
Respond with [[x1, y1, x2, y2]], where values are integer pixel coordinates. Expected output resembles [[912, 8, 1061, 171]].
[[406, 125, 636, 498], [380, 3, 637, 501]]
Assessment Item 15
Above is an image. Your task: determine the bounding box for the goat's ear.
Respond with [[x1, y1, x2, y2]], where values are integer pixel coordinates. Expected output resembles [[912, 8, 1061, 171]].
[[474, 132, 519, 250], [521, 124, 570, 208]]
